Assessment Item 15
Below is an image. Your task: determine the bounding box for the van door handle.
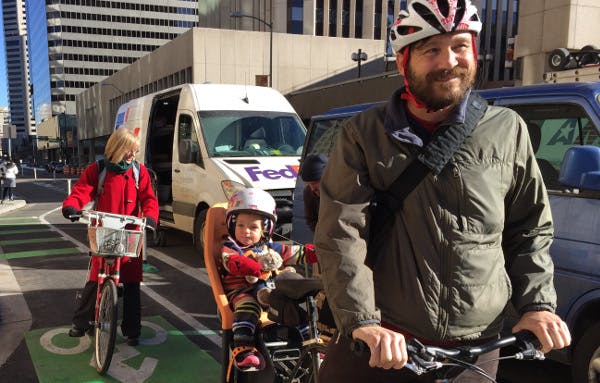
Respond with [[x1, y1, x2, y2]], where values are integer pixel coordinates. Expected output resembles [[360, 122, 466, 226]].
[[174, 169, 181, 173]]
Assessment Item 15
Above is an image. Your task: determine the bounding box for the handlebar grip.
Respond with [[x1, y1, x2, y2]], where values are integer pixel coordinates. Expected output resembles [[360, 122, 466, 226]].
[[514, 330, 539, 343], [514, 330, 542, 348], [351, 339, 369, 356]]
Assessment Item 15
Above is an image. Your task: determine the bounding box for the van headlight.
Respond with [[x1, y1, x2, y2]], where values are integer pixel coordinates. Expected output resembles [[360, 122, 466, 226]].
[[221, 180, 246, 200]]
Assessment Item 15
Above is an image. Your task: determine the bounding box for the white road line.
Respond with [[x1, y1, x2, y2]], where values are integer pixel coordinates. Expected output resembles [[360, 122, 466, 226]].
[[141, 283, 221, 347], [40, 208, 221, 349], [146, 248, 211, 286]]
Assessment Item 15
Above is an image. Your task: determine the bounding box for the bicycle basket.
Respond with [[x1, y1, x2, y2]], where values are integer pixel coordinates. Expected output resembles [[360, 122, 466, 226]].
[[88, 226, 143, 257]]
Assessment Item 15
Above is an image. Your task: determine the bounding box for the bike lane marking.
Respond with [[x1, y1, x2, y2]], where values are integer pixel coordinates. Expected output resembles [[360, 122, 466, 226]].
[[0, 227, 53, 235], [0, 247, 81, 260], [0, 237, 67, 246], [26, 315, 220, 383], [38, 207, 222, 348]]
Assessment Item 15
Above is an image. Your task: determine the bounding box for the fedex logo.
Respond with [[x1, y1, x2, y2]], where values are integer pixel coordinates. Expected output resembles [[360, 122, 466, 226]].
[[115, 107, 130, 128], [245, 165, 299, 181]]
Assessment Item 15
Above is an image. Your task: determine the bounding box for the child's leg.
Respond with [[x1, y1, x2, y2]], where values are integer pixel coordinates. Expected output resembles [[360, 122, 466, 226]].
[[230, 293, 264, 369]]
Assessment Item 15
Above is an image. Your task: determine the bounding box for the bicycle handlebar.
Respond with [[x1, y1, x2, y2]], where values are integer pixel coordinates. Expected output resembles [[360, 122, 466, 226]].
[[351, 330, 544, 377], [69, 210, 150, 231]]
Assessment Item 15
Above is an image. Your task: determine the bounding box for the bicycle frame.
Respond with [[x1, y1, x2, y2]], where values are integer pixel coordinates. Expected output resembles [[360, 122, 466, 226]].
[[78, 210, 147, 374]]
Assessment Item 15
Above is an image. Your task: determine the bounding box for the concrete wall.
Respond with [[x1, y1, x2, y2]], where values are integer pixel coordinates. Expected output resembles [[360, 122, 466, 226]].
[[287, 71, 401, 121], [76, 27, 384, 141]]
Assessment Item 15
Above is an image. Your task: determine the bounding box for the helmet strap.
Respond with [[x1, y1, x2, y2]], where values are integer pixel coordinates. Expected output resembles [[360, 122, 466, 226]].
[[400, 46, 428, 110], [471, 34, 478, 73]]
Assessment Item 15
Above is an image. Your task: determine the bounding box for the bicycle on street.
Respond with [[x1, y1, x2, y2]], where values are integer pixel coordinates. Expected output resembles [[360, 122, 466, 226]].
[[72, 210, 152, 374], [203, 204, 328, 383]]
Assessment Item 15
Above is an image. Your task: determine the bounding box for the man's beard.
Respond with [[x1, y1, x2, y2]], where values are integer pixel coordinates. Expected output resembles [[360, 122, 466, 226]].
[[407, 65, 475, 111]]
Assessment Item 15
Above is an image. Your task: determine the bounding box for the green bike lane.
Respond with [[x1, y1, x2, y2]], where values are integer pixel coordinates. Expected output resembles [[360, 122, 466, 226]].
[[0, 206, 223, 383]]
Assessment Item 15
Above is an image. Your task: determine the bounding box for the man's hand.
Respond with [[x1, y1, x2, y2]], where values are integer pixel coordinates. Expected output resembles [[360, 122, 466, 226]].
[[512, 311, 571, 353], [352, 325, 408, 370]]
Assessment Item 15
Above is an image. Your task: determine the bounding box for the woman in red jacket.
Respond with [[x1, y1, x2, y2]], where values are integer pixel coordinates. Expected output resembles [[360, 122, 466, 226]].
[[62, 128, 159, 346]]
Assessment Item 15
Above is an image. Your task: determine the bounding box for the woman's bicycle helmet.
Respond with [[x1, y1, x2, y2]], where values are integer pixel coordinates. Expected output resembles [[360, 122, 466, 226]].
[[226, 188, 277, 240], [389, 0, 482, 53]]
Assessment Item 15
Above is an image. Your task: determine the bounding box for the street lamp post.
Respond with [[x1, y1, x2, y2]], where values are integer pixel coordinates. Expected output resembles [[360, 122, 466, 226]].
[[351, 49, 368, 78], [230, 11, 273, 87]]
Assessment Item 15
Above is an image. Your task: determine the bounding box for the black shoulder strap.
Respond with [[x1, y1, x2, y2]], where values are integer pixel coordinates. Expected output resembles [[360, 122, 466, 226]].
[[367, 93, 488, 267], [387, 92, 488, 201]]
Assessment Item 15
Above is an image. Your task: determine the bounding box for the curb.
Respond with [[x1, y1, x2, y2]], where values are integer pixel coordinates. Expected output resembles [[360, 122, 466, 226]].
[[0, 200, 26, 215]]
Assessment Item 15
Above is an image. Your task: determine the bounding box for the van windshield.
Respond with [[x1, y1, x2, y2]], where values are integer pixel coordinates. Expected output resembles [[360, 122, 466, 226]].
[[200, 111, 306, 157]]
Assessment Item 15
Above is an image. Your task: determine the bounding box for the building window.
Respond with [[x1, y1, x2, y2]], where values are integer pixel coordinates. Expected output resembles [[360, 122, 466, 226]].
[[329, 0, 338, 36], [316, 0, 324, 36], [342, 0, 350, 37], [288, 0, 303, 34], [355, 0, 363, 38]]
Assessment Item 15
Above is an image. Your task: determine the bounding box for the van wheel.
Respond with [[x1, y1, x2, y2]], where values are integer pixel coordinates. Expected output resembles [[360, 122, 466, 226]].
[[572, 321, 600, 383], [193, 209, 208, 253]]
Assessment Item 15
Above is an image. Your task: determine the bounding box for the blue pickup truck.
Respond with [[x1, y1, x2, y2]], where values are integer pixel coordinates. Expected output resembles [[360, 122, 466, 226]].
[[292, 82, 600, 383]]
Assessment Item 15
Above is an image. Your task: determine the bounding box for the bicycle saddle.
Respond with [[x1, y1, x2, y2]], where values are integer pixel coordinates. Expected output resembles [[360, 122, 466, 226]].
[[274, 273, 323, 300]]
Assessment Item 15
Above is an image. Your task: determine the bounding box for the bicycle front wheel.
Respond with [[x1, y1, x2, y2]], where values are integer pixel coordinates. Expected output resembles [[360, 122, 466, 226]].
[[288, 342, 327, 383], [94, 279, 118, 374]]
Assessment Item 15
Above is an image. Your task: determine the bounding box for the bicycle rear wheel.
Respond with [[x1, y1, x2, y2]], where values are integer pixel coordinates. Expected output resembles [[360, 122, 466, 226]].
[[288, 342, 327, 383], [94, 279, 118, 374]]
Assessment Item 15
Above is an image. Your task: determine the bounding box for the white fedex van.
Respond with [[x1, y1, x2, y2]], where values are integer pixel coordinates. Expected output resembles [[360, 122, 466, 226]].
[[114, 83, 306, 250]]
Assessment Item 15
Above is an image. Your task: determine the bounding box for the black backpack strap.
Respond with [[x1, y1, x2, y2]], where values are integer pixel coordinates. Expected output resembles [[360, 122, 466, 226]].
[[417, 92, 488, 175], [366, 93, 488, 268]]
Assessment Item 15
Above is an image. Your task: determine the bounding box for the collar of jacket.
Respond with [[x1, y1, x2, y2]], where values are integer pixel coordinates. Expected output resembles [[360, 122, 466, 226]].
[[383, 87, 472, 147]]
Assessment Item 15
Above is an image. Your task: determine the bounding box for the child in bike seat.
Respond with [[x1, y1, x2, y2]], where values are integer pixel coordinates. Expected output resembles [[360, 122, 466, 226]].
[[221, 188, 317, 371]]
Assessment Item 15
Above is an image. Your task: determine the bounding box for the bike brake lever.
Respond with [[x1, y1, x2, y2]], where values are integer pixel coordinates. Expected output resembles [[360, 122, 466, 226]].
[[516, 349, 545, 360], [406, 355, 443, 375]]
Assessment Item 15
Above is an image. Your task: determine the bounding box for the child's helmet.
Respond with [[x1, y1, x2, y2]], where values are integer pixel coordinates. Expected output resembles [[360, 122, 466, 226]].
[[226, 188, 277, 239], [389, 0, 482, 53]]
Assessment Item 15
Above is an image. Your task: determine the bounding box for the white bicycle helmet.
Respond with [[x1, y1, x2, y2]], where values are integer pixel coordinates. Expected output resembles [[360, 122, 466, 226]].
[[389, 0, 482, 53], [226, 188, 277, 239]]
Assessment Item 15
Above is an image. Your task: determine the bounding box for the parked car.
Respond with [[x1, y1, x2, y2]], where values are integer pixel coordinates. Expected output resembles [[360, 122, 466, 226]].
[[292, 82, 600, 383], [53, 162, 65, 173], [46, 161, 64, 172]]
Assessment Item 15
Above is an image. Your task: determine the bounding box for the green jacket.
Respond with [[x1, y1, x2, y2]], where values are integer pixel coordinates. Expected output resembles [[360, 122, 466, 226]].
[[315, 91, 556, 342]]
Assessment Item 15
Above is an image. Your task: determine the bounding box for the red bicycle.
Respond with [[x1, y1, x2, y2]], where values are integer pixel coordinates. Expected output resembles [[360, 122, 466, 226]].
[[75, 210, 150, 374]]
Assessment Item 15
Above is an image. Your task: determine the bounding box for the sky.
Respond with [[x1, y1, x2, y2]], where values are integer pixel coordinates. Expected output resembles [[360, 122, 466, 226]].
[[0, 14, 7, 107]]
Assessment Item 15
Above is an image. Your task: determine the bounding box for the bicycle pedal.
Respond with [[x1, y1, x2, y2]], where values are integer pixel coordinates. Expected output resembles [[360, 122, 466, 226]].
[[271, 348, 301, 362]]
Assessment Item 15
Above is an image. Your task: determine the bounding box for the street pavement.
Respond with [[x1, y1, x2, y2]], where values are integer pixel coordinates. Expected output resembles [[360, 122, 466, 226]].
[[0, 172, 224, 382], [0, 170, 572, 383]]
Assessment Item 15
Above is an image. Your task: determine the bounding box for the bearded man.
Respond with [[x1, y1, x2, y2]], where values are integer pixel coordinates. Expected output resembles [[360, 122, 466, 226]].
[[314, 1, 571, 382]]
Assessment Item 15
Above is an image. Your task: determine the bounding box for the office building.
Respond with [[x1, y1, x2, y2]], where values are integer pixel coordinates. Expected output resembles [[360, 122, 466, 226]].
[[0, 106, 10, 157], [207, 1, 517, 86], [1, 0, 35, 155], [25, 0, 199, 163]]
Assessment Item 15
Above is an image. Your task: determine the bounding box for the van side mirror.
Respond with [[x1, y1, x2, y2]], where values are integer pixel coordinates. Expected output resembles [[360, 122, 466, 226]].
[[559, 146, 600, 191]]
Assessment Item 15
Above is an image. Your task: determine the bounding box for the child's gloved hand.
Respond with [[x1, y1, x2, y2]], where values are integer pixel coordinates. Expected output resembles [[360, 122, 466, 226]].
[[257, 250, 283, 271], [304, 244, 318, 263], [226, 254, 261, 277]]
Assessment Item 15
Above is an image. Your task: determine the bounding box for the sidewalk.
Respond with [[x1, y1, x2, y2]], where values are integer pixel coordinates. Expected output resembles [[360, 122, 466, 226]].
[[0, 199, 26, 215], [0, 198, 31, 368]]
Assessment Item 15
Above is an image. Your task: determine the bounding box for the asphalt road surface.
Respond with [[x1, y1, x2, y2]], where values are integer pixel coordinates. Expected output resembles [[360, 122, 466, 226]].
[[0, 170, 572, 383]]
